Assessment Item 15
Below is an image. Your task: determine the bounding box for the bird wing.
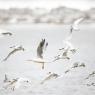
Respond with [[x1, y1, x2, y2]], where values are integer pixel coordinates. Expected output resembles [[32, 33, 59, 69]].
[[37, 39, 46, 58], [63, 40, 74, 50], [73, 17, 84, 26], [73, 17, 84, 29]]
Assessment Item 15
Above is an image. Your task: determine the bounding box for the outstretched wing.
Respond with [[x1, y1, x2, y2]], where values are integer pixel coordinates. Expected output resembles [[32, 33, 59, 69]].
[[4, 74, 8, 82], [37, 39, 45, 58], [71, 17, 84, 31], [74, 17, 84, 25]]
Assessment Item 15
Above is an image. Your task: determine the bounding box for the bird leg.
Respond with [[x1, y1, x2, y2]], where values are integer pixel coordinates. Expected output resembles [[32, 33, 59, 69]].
[[42, 62, 44, 69]]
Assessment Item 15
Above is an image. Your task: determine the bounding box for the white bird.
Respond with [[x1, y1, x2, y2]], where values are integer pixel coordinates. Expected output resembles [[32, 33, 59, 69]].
[[3, 45, 25, 61], [37, 39, 47, 59], [62, 36, 76, 57], [4, 77, 31, 91], [57, 21, 78, 61], [64, 18, 84, 51], [64, 35, 73, 50], [40, 73, 59, 84], [62, 17, 84, 51], [27, 39, 50, 69], [70, 17, 84, 33], [56, 18, 84, 61], [63, 18, 84, 50]]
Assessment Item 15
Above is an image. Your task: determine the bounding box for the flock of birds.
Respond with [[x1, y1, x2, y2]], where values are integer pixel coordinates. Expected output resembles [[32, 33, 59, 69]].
[[27, 17, 85, 69], [0, 17, 84, 67], [0, 17, 95, 91]]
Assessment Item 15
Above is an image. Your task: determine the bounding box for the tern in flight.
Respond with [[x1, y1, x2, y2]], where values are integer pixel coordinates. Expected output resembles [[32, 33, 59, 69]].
[[55, 33, 76, 61], [64, 17, 84, 51], [63, 17, 84, 50], [56, 18, 84, 61], [64, 17, 84, 50], [27, 38, 50, 69], [4, 77, 31, 91], [0, 28, 12, 37], [70, 17, 84, 33]]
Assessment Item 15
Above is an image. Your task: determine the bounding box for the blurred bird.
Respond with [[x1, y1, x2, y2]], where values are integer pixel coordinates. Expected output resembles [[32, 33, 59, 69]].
[[4, 77, 31, 91], [27, 39, 49, 69], [0, 28, 12, 37], [57, 36, 76, 61], [62, 18, 84, 50], [70, 17, 84, 33], [3, 45, 25, 61], [58, 18, 83, 58], [40, 73, 59, 84], [60, 26, 76, 52], [85, 71, 95, 79]]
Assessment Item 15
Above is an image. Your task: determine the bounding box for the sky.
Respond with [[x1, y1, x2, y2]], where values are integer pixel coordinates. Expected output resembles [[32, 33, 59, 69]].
[[0, 0, 95, 10]]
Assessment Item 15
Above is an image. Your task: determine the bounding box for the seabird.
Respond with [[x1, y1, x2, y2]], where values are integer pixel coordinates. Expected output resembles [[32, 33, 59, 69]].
[[55, 36, 76, 61], [4, 77, 31, 91], [27, 39, 50, 69], [0, 28, 12, 37], [40, 73, 59, 84], [3, 45, 25, 61], [70, 17, 84, 33], [56, 18, 84, 60], [37, 39, 46, 59]]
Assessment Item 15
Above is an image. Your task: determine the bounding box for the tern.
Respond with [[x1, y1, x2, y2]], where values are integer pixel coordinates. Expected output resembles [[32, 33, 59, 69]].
[[56, 18, 84, 61], [3, 45, 25, 61], [55, 34, 76, 61], [0, 28, 12, 37], [70, 17, 84, 33], [40, 73, 59, 84], [27, 39, 51, 69], [4, 77, 31, 91]]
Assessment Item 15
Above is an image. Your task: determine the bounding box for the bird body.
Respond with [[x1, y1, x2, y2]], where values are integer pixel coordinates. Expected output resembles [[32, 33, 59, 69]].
[[3, 46, 25, 61], [60, 18, 84, 54], [27, 58, 48, 63], [27, 39, 49, 69], [12, 78, 30, 89], [40, 73, 59, 84], [58, 18, 82, 60], [0, 28, 12, 37], [4, 77, 31, 91]]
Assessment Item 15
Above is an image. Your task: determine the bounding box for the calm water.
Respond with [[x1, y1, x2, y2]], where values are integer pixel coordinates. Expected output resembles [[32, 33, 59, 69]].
[[0, 24, 95, 95]]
